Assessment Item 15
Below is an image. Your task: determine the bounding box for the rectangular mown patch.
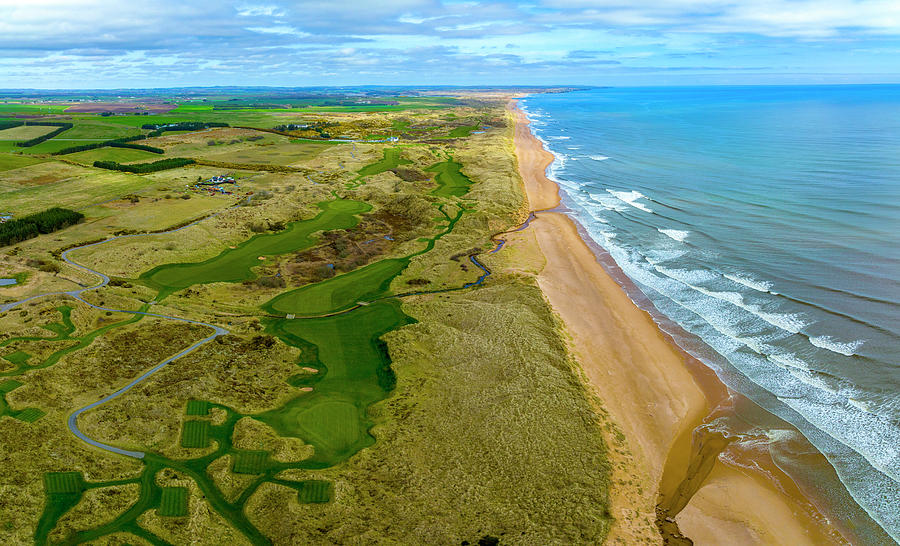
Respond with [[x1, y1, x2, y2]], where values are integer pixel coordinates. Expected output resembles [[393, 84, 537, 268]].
[[185, 399, 210, 416], [2, 351, 30, 365], [231, 450, 271, 475], [44, 472, 84, 495], [13, 407, 45, 423], [158, 486, 189, 517], [296, 480, 332, 503], [0, 380, 22, 393], [180, 420, 210, 448]]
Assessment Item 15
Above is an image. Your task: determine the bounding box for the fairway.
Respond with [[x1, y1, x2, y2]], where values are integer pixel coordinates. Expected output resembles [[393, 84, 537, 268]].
[[261, 300, 413, 464], [356, 147, 412, 178], [265, 258, 408, 315], [141, 199, 371, 298], [426, 159, 473, 197]]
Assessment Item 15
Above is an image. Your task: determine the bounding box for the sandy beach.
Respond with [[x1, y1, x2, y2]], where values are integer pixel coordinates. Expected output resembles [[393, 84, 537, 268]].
[[508, 101, 846, 545]]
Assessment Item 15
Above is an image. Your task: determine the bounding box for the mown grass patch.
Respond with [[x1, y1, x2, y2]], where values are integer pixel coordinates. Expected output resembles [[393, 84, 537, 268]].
[[12, 407, 45, 423], [2, 350, 31, 365], [185, 399, 210, 416], [231, 450, 272, 475], [180, 419, 211, 448], [295, 480, 331, 503], [158, 486, 189, 517]]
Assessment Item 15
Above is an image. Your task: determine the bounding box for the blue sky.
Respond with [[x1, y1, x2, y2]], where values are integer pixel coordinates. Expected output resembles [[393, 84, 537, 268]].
[[1, 0, 899, 88]]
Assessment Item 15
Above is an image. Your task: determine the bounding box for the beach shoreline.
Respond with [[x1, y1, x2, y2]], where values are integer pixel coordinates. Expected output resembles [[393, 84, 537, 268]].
[[508, 99, 850, 545]]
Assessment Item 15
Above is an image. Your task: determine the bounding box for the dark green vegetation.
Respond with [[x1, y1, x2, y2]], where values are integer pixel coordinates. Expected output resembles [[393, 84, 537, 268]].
[[93, 157, 194, 173], [16, 122, 74, 147], [0, 207, 84, 246]]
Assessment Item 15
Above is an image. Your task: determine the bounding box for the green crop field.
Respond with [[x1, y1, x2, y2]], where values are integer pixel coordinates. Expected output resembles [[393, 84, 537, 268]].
[[180, 419, 211, 448], [158, 487, 189, 517], [58, 123, 142, 140], [0, 125, 57, 140], [65, 147, 162, 165], [0, 153, 47, 172]]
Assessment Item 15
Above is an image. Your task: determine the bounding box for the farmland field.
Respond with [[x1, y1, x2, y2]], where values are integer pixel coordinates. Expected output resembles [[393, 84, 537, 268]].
[[0, 89, 612, 546], [0, 125, 58, 140]]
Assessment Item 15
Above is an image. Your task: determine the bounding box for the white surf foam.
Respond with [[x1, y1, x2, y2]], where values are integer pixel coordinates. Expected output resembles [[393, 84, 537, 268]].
[[658, 228, 689, 242], [548, 135, 570, 140], [810, 335, 864, 356], [724, 273, 773, 293], [606, 189, 653, 213], [589, 155, 609, 161], [768, 352, 811, 371]]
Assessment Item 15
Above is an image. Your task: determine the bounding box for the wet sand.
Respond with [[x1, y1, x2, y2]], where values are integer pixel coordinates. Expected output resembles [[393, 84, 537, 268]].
[[508, 100, 846, 545]]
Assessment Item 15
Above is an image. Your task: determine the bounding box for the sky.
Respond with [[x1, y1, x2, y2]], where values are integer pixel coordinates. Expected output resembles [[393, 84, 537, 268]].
[[1, 0, 899, 88]]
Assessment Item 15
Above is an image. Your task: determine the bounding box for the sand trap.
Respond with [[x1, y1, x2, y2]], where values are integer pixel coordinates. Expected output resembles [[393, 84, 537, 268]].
[[301, 367, 318, 373], [258, 256, 265, 260]]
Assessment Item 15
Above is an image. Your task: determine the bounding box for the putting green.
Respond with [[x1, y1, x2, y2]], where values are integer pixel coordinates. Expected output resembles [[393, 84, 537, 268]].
[[140, 199, 370, 298], [260, 299, 412, 465]]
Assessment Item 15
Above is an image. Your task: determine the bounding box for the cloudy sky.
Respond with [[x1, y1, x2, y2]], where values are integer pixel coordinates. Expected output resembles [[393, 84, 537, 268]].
[[2, 0, 899, 88]]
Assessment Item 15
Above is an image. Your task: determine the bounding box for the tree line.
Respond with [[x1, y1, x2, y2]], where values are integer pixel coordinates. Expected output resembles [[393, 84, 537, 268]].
[[0, 207, 84, 247], [53, 134, 164, 156], [16, 122, 74, 147], [93, 158, 195, 173], [142, 122, 228, 137]]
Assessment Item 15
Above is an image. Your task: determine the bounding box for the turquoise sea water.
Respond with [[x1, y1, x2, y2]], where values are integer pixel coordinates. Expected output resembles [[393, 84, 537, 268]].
[[522, 85, 899, 542]]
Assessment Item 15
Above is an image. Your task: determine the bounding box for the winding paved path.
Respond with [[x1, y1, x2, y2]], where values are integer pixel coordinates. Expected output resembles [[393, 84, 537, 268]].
[[0, 214, 230, 459]]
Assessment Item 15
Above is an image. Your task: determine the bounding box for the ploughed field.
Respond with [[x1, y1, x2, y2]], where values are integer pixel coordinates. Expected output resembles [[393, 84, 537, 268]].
[[0, 93, 612, 545]]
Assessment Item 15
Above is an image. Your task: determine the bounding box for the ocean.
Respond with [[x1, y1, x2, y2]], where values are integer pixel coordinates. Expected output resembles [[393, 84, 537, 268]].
[[521, 85, 900, 542]]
